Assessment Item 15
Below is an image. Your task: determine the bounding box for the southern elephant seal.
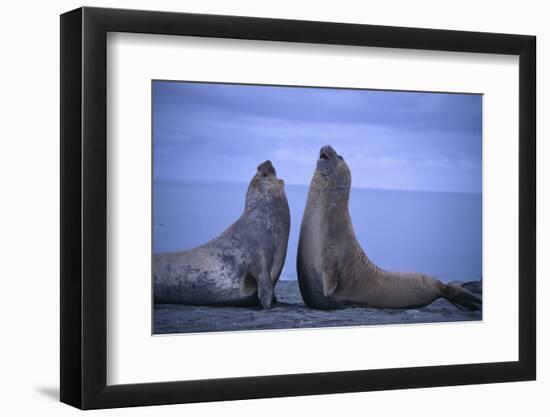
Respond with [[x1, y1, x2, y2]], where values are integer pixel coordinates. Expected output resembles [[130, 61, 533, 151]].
[[297, 145, 482, 311], [154, 161, 290, 309]]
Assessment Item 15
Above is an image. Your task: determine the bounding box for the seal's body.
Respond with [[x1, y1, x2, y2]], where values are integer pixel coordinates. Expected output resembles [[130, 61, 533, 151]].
[[154, 161, 290, 309], [297, 145, 481, 311]]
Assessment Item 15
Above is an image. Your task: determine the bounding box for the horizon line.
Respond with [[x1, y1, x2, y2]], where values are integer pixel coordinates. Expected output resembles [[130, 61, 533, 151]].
[[154, 177, 482, 196]]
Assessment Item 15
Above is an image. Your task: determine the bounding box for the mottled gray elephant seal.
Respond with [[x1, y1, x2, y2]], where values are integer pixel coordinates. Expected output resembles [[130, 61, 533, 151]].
[[154, 161, 290, 309], [297, 145, 482, 311]]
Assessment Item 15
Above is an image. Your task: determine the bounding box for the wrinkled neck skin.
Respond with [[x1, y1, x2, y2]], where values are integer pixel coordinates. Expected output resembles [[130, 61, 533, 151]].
[[242, 175, 290, 238], [309, 169, 350, 215]]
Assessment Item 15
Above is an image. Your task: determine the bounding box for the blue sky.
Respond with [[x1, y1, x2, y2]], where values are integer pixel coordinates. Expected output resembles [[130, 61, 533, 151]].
[[153, 81, 482, 193]]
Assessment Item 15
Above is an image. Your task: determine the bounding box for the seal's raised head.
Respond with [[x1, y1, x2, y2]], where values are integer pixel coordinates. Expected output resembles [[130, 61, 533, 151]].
[[315, 145, 351, 194], [246, 160, 286, 209], [251, 160, 284, 188], [257, 160, 276, 177]]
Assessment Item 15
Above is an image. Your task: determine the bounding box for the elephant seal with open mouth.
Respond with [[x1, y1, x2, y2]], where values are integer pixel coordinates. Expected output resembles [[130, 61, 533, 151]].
[[297, 145, 481, 311], [154, 161, 290, 309]]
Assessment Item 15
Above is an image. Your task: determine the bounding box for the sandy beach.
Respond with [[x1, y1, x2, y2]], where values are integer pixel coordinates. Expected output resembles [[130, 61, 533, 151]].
[[154, 280, 482, 334]]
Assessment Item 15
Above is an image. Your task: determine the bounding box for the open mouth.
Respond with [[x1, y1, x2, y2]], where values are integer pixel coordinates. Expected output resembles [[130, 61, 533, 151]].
[[319, 151, 329, 160]]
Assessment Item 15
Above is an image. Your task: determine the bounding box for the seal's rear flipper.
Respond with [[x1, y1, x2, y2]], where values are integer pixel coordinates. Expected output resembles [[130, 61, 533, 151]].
[[445, 284, 482, 311]]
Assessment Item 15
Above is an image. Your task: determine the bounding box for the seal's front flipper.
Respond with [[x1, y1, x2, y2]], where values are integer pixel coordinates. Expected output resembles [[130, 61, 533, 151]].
[[256, 272, 274, 309], [320, 244, 340, 297], [322, 270, 338, 297], [250, 258, 274, 309]]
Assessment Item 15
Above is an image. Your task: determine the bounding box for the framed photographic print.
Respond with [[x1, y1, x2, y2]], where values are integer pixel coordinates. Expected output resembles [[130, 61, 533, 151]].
[[60, 6, 536, 410]]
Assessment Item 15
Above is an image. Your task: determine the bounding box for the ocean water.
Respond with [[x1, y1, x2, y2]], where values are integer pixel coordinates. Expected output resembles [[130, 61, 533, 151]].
[[153, 179, 482, 283]]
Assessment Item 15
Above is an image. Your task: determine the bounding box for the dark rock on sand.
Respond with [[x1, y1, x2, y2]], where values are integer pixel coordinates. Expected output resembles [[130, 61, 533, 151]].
[[154, 280, 482, 334]]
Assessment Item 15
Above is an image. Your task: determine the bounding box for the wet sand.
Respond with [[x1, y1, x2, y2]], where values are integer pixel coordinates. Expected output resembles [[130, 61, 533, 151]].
[[154, 280, 482, 334]]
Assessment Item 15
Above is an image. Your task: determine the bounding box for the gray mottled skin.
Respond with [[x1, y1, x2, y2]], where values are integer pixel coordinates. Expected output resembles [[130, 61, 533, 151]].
[[154, 161, 290, 309], [297, 145, 482, 311]]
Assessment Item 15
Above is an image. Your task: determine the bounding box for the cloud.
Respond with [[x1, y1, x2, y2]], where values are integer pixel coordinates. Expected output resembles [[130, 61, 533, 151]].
[[153, 81, 482, 193], [154, 81, 481, 134]]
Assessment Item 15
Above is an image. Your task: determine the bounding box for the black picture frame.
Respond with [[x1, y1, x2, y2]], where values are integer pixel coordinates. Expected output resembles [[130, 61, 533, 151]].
[[60, 6, 536, 410]]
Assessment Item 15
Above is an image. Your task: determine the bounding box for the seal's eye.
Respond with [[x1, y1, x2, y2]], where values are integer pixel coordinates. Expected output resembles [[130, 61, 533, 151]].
[[320, 152, 329, 160]]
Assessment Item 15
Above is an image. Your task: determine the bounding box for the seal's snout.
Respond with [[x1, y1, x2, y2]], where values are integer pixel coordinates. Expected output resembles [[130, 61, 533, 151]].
[[257, 160, 277, 177], [319, 145, 337, 161]]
